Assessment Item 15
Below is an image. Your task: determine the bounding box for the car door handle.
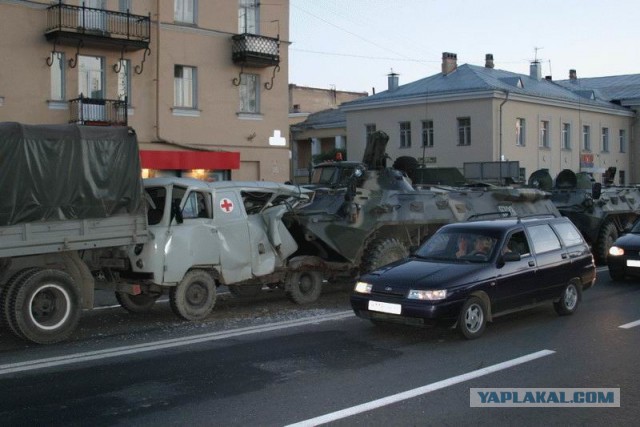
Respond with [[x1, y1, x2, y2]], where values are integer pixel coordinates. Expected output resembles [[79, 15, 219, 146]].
[[561, 253, 568, 259], [528, 261, 535, 267]]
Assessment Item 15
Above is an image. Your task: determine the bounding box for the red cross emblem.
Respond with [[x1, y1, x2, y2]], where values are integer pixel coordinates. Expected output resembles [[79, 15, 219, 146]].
[[220, 198, 234, 213]]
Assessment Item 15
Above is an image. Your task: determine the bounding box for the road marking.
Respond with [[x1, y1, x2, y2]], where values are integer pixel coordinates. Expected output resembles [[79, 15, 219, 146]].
[[285, 349, 555, 427], [0, 311, 354, 376], [619, 319, 640, 329]]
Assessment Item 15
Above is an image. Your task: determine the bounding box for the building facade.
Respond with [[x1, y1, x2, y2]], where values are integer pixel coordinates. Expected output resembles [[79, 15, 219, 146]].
[[342, 53, 639, 185], [0, 0, 290, 182]]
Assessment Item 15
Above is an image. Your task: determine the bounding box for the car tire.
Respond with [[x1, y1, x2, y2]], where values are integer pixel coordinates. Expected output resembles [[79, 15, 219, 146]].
[[361, 238, 409, 274], [285, 271, 323, 304], [169, 270, 216, 321], [457, 297, 487, 339], [608, 266, 626, 282], [554, 282, 581, 316], [115, 291, 160, 314]]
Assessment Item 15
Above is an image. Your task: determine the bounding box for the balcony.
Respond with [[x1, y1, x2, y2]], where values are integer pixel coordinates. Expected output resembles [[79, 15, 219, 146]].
[[231, 33, 280, 68], [69, 96, 128, 127], [45, 2, 150, 51]]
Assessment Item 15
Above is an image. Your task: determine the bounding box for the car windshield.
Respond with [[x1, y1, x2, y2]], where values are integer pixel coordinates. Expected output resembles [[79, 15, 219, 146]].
[[631, 220, 640, 233], [415, 230, 497, 262]]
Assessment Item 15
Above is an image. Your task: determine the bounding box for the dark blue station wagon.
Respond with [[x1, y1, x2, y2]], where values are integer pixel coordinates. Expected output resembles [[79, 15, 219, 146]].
[[351, 216, 596, 339]]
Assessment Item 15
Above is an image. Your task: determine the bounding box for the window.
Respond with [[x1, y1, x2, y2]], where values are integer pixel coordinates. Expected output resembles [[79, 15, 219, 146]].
[[174, 65, 196, 108], [457, 117, 471, 146], [239, 73, 259, 113], [422, 120, 434, 147], [562, 123, 571, 150], [553, 222, 584, 247], [175, 0, 195, 24], [539, 120, 550, 148], [619, 129, 627, 153], [116, 59, 130, 102], [399, 121, 411, 148], [78, 55, 105, 99], [50, 52, 65, 101], [583, 125, 591, 151], [515, 118, 525, 146], [119, 0, 132, 12], [365, 124, 376, 144], [528, 224, 561, 254], [239, 0, 259, 33], [182, 191, 211, 219], [619, 170, 626, 186], [601, 127, 609, 152]]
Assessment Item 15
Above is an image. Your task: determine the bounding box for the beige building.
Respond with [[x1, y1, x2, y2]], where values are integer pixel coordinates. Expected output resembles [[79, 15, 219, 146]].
[[0, 0, 290, 182], [342, 53, 639, 185]]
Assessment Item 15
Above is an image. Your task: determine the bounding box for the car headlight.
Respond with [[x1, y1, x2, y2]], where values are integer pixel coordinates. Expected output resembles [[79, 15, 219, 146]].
[[354, 281, 372, 294], [609, 246, 624, 256], [407, 289, 447, 300]]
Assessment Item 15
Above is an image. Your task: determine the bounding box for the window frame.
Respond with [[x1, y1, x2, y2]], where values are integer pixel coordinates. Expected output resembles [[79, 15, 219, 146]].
[[116, 58, 131, 103], [619, 129, 627, 153], [239, 0, 259, 34], [457, 117, 471, 146], [582, 125, 591, 151], [239, 73, 260, 113], [399, 121, 412, 148], [539, 120, 550, 148], [515, 118, 526, 146], [174, 65, 197, 109], [50, 51, 66, 101], [174, 0, 196, 24], [601, 127, 609, 152], [422, 120, 434, 148], [561, 122, 571, 150]]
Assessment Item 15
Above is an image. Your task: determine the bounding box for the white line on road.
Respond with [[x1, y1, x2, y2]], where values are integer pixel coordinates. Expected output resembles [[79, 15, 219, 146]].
[[619, 319, 640, 329], [0, 311, 354, 376], [285, 349, 556, 427]]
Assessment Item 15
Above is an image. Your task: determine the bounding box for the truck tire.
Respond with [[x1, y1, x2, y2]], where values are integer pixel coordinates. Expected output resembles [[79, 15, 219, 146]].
[[361, 238, 409, 274], [1, 267, 42, 338], [169, 270, 216, 321], [115, 291, 160, 314], [9, 269, 81, 344], [285, 271, 322, 304], [595, 221, 618, 263], [228, 284, 263, 298]]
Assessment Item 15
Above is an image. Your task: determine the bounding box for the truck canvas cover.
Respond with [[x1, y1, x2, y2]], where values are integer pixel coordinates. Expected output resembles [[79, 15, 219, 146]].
[[0, 122, 144, 226]]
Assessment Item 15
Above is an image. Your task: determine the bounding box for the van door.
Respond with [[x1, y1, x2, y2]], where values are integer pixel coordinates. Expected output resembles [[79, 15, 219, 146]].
[[213, 190, 253, 284]]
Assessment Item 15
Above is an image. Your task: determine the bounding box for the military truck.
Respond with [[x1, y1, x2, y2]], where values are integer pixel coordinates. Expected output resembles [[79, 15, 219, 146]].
[[529, 168, 640, 263], [280, 131, 561, 302], [0, 123, 148, 344]]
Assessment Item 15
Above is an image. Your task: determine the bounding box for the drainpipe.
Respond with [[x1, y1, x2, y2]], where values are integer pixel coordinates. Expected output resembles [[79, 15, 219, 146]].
[[155, 0, 165, 144], [499, 90, 509, 183]]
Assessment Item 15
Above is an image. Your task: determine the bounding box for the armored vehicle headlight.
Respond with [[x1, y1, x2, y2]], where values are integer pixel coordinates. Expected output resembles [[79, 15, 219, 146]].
[[354, 281, 372, 294], [408, 289, 447, 300], [609, 246, 624, 256]]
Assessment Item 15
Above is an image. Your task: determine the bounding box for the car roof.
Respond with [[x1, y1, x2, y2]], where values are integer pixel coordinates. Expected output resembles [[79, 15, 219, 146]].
[[441, 215, 569, 233]]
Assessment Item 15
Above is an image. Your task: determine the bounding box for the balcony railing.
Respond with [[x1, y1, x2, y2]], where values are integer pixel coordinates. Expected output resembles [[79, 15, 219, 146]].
[[69, 96, 128, 126], [45, 2, 150, 50], [232, 33, 280, 67]]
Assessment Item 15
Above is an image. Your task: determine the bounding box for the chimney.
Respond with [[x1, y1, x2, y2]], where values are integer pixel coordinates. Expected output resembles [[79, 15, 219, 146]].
[[387, 70, 399, 91], [441, 52, 457, 75], [569, 69, 577, 81], [530, 61, 541, 81], [485, 53, 494, 69]]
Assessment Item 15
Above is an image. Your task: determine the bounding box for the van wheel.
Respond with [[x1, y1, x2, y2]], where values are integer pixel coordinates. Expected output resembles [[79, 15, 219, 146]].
[[285, 271, 322, 304], [170, 270, 216, 321], [554, 282, 581, 316], [457, 297, 487, 339], [116, 291, 160, 313], [10, 269, 82, 344], [228, 284, 263, 298]]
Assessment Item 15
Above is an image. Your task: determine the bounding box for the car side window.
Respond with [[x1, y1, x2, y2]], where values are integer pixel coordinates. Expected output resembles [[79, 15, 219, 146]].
[[552, 222, 584, 247], [527, 224, 562, 254], [182, 191, 211, 219], [504, 230, 531, 257]]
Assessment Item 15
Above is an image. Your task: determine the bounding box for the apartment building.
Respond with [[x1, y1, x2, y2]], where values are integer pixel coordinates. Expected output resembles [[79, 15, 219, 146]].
[[342, 53, 640, 185], [0, 0, 290, 182]]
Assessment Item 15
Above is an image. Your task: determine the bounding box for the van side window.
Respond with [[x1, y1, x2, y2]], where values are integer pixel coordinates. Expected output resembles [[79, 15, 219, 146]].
[[182, 191, 211, 219], [527, 224, 562, 254], [552, 222, 584, 247]]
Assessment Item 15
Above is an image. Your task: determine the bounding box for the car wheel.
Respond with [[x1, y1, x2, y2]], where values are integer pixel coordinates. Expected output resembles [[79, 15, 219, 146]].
[[285, 271, 322, 304], [115, 291, 160, 313], [554, 282, 581, 316], [457, 297, 487, 339], [169, 270, 216, 321], [608, 266, 626, 281]]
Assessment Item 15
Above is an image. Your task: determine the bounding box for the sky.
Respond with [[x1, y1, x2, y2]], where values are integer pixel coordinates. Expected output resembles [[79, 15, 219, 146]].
[[288, 0, 640, 94]]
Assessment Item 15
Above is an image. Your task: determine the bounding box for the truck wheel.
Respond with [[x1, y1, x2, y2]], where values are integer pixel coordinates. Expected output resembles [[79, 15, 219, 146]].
[[1, 267, 42, 338], [595, 221, 618, 264], [170, 270, 216, 321], [115, 291, 160, 314], [228, 284, 263, 298], [554, 282, 581, 316], [9, 269, 81, 344], [285, 271, 322, 304], [361, 238, 409, 274]]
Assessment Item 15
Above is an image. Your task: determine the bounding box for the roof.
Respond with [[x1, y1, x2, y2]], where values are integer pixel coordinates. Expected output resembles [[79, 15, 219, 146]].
[[291, 108, 346, 131], [341, 64, 632, 112], [555, 74, 640, 103]]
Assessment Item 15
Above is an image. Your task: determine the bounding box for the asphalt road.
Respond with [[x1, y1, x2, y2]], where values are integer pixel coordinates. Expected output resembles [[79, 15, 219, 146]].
[[0, 268, 638, 426]]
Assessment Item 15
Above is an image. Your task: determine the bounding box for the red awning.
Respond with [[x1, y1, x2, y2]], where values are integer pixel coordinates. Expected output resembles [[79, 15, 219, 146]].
[[140, 150, 240, 170]]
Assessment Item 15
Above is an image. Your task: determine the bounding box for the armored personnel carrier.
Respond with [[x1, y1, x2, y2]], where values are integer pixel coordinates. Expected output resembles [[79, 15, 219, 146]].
[[529, 168, 640, 263], [281, 131, 560, 303]]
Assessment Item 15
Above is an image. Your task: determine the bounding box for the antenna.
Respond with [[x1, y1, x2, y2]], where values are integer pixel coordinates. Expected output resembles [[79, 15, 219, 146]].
[[533, 46, 544, 62]]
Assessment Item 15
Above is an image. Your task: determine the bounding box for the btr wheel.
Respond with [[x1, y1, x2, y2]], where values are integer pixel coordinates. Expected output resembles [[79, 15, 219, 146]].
[[170, 270, 216, 321], [285, 271, 322, 304], [457, 297, 487, 340], [116, 291, 160, 313], [361, 238, 409, 274], [554, 282, 581, 316], [595, 221, 619, 264], [10, 269, 82, 344]]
